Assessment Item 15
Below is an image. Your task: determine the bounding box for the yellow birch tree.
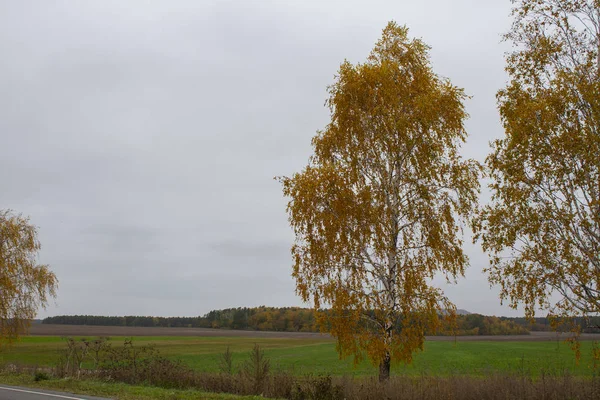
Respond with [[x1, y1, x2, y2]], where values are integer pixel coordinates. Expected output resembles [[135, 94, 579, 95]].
[[280, 22, 480, 381], [0, 210, 58, 346], [475, 0, 600, 322]]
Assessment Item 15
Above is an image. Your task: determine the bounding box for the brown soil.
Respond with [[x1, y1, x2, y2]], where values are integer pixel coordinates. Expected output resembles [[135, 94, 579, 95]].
[[426, 331, 600, 342], [29, 324, 600, 341], [29, 324, 330, 339]]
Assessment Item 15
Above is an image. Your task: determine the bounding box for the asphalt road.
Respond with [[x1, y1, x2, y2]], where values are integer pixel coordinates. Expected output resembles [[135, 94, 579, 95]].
[[0, 386, 110, 400]]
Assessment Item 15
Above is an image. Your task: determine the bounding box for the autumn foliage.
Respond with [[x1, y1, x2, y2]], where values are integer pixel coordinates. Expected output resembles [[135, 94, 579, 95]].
[[280, 22, 480, 380], [475, 0, 600, 322], [42, 308, 534, 336], [0, 210, 58, 346]]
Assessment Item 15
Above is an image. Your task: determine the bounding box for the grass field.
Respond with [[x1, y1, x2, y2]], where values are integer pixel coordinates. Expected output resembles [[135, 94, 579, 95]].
[[2, 334, 599, 377]]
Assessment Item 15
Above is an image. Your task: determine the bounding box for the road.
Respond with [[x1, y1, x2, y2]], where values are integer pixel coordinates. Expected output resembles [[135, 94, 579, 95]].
[[0, 385, 110, 400]]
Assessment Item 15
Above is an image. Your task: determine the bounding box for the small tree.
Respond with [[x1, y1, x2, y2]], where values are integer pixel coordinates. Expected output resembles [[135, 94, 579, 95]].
[[241, 344, 270, 394], [476, 0, 600, 321], [219, 345, 234, 375], [0, 210, 58, 346], [280, 22, 480, 381]]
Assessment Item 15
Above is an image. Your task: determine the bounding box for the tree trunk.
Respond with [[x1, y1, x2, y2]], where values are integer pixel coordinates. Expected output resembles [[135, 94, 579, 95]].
[[378, 350, 391, 382]]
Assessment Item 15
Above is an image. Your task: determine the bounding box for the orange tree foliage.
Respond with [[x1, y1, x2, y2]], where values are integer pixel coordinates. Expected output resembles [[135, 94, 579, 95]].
[[475, 0, 600, 322], [0, 210, 57, 346], [280, 22, 480, 381]]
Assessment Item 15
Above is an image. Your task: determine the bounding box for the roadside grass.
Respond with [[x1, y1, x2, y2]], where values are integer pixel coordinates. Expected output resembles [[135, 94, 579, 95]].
[[2, 370, 600, 400], [1, 336, 598, 377], [0, 373, 270, 400]]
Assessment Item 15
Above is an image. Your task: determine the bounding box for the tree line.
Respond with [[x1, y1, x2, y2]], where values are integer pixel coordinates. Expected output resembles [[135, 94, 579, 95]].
[[45, 307, 575, 335], [41, 307, 316, 331]]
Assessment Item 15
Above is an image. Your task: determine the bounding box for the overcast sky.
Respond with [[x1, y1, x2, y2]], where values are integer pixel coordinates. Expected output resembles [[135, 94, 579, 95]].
[[1, 0, 529, 318]]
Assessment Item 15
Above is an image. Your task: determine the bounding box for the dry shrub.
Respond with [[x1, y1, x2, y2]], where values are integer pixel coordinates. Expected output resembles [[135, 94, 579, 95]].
[[192, 372, 600, 400], [334, 374, 600, 400], [54, 337, 195, 388], [290, 375, 344, 400], [55, 337, 110, 378], [193, 371, 295, 398]]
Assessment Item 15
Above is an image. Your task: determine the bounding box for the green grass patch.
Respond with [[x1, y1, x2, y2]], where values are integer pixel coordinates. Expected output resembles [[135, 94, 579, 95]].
[[1, 336, 599, 377], [0, 373, 268, 399]]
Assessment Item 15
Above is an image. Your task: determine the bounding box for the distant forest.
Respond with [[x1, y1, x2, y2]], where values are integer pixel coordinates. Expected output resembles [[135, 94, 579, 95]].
[[42, 307, 599, 335]]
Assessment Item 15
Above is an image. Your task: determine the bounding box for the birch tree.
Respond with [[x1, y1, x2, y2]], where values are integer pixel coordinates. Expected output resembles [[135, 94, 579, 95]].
[[0, 210, 57, 346], [476, 0, 600, 321], [280, 22, 480, 381]]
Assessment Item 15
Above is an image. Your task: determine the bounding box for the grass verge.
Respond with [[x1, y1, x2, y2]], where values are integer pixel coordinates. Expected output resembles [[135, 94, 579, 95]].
[[3, 371, 600, 400], [0, 373, 268, 400]]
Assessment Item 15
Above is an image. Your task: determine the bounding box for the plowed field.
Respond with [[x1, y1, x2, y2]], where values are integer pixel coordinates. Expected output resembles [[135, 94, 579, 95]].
[[28, 324, 600, 341]]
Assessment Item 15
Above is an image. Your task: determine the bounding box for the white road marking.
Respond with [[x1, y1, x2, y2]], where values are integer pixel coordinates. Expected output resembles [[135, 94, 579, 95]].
[[0, 386, 89, 399]]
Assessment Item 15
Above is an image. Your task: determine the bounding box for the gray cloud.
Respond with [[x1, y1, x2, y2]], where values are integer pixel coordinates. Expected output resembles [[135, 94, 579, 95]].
[[1, 0, 526, 318]]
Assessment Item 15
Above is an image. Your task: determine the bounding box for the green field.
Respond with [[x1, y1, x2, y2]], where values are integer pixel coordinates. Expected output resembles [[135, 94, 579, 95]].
[[1, 336, 599, 377]]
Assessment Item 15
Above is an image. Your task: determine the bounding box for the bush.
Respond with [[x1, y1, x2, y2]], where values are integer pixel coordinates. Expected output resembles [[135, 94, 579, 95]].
[[33, 371, 50, 381], [291, 375, 344, 400], [55, 337, 194, 388]]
